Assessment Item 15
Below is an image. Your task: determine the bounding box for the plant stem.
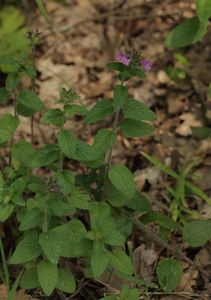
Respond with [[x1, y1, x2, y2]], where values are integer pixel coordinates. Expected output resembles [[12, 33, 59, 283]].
[[9, 91, 17, 166], [101, 108, 120, 200], [43, 192, 49, 233], [58, 151, 64, 171], [31, 44, 36, 145], [133, 216, 210, 277], [0, 238, 10, 288]]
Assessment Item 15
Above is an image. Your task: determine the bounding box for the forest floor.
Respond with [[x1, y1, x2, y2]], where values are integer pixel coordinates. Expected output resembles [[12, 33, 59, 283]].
[[1, 0, 211, 299]]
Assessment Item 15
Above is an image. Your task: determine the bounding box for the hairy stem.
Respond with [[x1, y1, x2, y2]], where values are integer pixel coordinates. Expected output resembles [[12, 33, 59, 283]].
[[58, 151, 64, 172], [31, 44, 36, 145], [101, 108, 120, 200], [0, 238, 9, 288], [9, 91, 17, 166]]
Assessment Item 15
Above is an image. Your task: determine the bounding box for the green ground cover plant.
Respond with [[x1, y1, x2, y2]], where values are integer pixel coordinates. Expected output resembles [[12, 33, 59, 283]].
[[0, 0, 211, 298], [166, 0, 211, 139], [0, 6, 30, 73], [0, 46, 211, 298]]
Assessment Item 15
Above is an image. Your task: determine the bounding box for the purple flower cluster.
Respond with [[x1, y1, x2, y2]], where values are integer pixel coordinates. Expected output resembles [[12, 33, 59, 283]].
[[140, 59, 153, 72], [115, 52, 152, 71], [115, 52, 131, 66]]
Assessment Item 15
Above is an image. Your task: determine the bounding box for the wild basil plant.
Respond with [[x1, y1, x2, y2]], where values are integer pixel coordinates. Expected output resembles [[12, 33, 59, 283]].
[[0, 51, 156, 296]]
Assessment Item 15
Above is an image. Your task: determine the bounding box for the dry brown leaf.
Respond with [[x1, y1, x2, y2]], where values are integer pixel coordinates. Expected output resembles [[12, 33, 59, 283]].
[[135, 166, 161, 190], [0, 285, 37, 300], [157, 70, 170, 85], [177, 267, 198, 293], [175, 113, 202, 136], [161, 296, 193, 300], [199, 204, 211, 219], [195, 248, 211, 268], [15, 289, 38, 300], [132, 244, 157, 280], [0, 285, 8, 300], [98, 272, 134, 293], [167, 94, 187, 115]]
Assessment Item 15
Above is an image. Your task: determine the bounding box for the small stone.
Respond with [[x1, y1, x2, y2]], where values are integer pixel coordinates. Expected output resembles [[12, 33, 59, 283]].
[[157, 70, 170, 84], [154, 88, 167, 97]]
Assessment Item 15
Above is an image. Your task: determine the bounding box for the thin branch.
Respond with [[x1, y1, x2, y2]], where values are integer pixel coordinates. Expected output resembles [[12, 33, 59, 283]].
[[133, 216, 210, 278]]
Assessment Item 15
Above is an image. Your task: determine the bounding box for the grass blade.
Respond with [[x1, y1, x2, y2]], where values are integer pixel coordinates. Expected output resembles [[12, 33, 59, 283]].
[[7, 270, 23, 300], [35, 0, 50, 26]]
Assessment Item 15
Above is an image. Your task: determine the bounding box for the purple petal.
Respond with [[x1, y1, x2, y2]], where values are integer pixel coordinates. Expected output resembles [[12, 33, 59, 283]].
[[115, 52, 131, 66], [140, 59, 153, 71]]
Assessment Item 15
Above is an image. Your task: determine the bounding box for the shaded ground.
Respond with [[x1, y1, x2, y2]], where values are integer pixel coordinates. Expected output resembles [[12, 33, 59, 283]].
[[1, 0, 211, 299]]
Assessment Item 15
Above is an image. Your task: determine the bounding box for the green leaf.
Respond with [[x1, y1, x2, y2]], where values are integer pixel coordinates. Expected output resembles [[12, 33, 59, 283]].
[[0, 114, 19, 144], [11, 140, 36, 168], [93, 129, 116, 155], [123, 99, 156, 121], [56, 170, 75, 195], [118, 69, 133, 82], [114, 212, 133, 238], [196, 0, 211, 22], [191, 126, 211, 139], [183, 220, 211, 247], [0, 6, 24, 34], [41, 108, 66, 126], [64, 104, 87, 118], [33, 144, 60, 167], [109, 250, 134, 275], [11, 235, 41, 264], [108, 164, 135, 198], [39, 230, 61, 264], [85, 99, 114, 124], [120, 119, 154, 138], [57, 129, 77, 158], [129, 66, 145, 79], [19, 208, 43, 231], [49, 195, 75, 217], [68, 187, 90, 209], [6, 73, 20, 90], [16, 103, 35, 117], [89, 202, 111, 229], [20, 267, 40, 289], [37, 259, 58, 296], [156, 215, 180, 230], [0, 87, 8, 103], [56, 268, 76, 294], [165, 16, 208, 48], [126, 191, 151, 212], [156, 259, 182, 292], [113, 85, 128, 110], [106, 182, 131, 207], [53, 220, 87, 257], [103, 229, 125, 246], [0, 6, 30, 72], [90, 241, 109, 277], [17, 90, 44, 114], [120, 285, 140, 300], [0, 204, 14, 222], [58, 88, 80, 104], [73, 140, 101, 161], [72, 238, 92, 256], [106, 62, 126, 72]]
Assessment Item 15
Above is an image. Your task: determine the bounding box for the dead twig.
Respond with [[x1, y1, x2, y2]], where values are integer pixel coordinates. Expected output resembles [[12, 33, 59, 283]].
[[133, 216, 210, 278]]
